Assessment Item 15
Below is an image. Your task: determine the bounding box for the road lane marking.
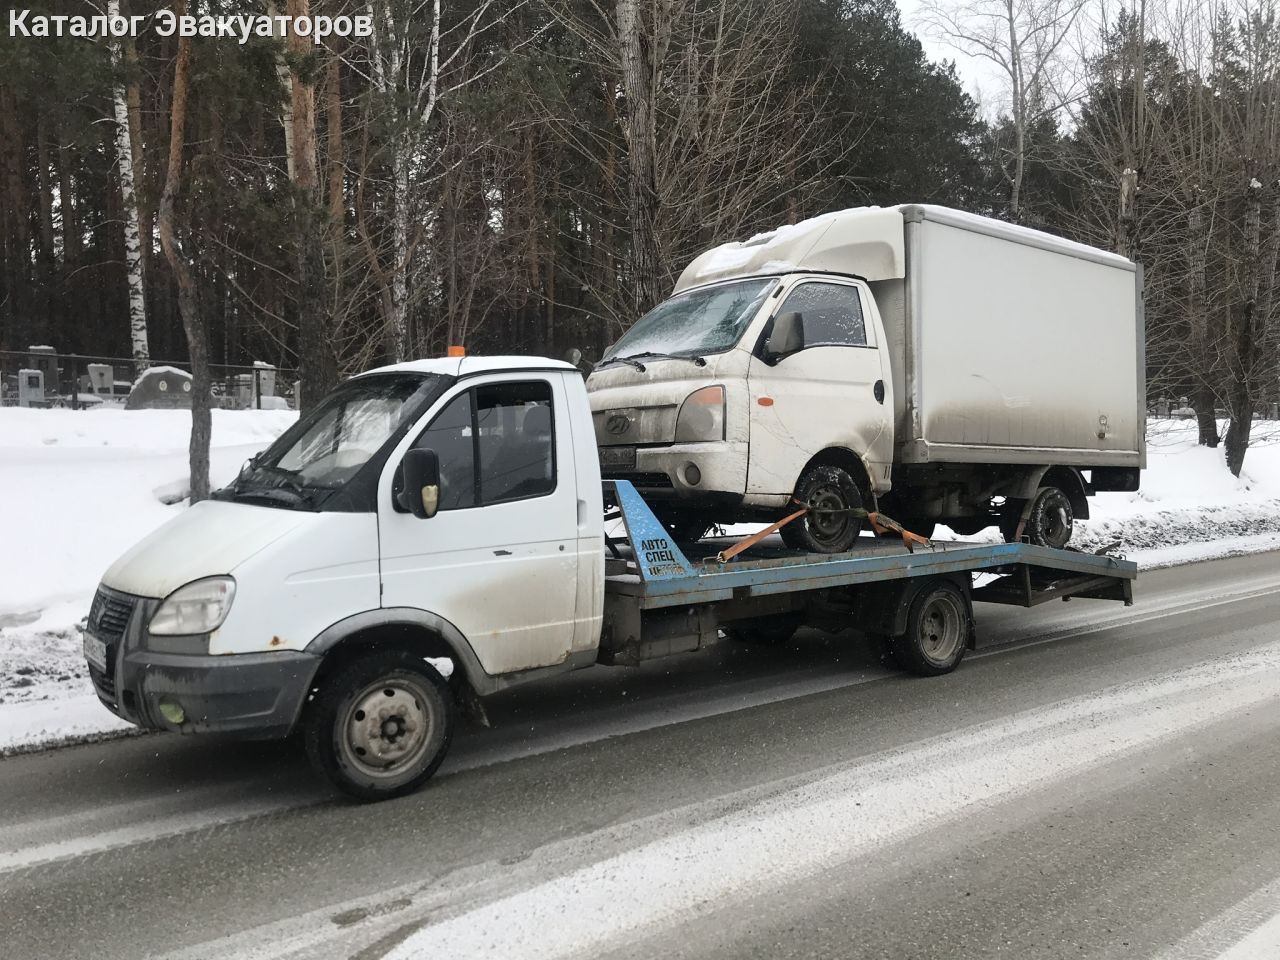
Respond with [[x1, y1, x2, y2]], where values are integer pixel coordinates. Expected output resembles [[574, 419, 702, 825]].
[[1156, 876, 1280, 959]]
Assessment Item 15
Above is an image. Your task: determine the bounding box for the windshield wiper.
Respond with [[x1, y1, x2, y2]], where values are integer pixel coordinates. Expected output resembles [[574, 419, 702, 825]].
[[598, 352, 707, 371], [626, 352, 707, 367], [598, 355, 648, 372], [229, 462, 322, 509]]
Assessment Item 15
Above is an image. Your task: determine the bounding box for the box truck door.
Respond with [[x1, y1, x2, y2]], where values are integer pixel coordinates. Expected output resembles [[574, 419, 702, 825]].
[[378, 374, 580, 675], [746, 279, 892, 496]]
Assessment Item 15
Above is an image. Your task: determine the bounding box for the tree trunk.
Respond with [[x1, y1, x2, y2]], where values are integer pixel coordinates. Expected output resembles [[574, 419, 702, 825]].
[[1223, 177, 1263, 477], [1186, 192, 1215, 444], [326, 51, 345, 221], [1006, 0, 1023, 222], [157, 2, 211, 503], [287, 0, 338, 405], [108, 0, 150, 374], [617, 0, 662, 315], [1192, 386, 1219, 447]]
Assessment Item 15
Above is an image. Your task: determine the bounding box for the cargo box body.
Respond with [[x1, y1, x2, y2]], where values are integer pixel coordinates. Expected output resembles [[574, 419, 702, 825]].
[[872, 206, 1144, 469]]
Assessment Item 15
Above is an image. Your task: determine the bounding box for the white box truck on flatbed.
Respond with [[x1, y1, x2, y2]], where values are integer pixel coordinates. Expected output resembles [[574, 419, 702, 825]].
[[81, 357, 1136, 800], [587, 205, 1145, 554]]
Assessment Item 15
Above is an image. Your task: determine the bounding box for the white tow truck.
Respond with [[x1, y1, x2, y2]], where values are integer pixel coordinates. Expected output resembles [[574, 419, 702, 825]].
[[81, 356, 1136, 800]]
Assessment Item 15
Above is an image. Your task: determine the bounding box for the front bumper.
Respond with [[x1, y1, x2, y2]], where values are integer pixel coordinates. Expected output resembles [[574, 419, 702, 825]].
[[110, 649, 321, 738], [601, 440, 748, 503], [82, 587, 319, 738]]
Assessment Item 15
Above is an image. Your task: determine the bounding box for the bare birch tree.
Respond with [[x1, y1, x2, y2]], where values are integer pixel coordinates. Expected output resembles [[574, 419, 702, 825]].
[[918, 0, 1088, 220], [106, 0, 149, 373]]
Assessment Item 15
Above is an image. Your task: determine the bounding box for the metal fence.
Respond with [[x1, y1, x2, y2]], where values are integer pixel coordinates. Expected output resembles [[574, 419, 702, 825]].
[[0, 349, 298, 411]]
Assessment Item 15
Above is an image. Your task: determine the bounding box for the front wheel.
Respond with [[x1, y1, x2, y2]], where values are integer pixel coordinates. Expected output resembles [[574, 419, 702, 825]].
[[781, 465, 865, 553], [303, 650, 454, 802], [891, 580, 970, 676]]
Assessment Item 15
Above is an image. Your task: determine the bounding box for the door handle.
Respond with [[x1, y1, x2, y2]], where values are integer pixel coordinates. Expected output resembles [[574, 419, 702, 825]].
[[873, 380, 885, 404]]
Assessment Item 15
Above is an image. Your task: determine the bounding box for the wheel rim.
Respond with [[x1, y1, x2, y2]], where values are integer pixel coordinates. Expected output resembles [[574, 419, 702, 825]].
[[340, 677, 434, 780], [1039, 496, 1071, 548], [808, 484, 850, 543], [918, 594, 964, 666]]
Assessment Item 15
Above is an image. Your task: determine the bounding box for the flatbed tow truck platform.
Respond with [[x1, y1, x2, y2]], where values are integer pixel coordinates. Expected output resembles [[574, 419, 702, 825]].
[[599, 481, 1136, 671]]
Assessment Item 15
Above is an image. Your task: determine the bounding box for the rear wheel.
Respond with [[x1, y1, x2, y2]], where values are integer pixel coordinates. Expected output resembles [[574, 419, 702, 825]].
[[1003, 486, 1074, 549], [891, 580, 970, 676], [303, 650, 453, 802], [781, 465, 864, 553]]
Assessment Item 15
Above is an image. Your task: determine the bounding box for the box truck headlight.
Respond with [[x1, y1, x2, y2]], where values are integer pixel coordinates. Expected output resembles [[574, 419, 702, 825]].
[[149, 577, 236, 636], [675, 386, 726, 443]]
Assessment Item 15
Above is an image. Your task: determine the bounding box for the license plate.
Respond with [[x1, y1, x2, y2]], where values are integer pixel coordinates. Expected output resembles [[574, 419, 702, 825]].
[[83, 632, 108, 672], [600, 446, 637, 470]]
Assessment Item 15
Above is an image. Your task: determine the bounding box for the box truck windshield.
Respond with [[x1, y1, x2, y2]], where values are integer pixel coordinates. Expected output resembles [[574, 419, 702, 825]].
[[216, 372, 445, 510], [600, 277, 775, 365]]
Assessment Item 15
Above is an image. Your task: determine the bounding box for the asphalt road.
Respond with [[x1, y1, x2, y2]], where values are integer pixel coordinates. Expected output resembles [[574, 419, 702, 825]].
[[3, 551, 1280, 960]]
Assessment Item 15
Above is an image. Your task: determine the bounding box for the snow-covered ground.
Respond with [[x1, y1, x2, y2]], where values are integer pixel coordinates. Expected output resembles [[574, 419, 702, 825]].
[[0, 410, 1276, 754], [0, 407, 296, 751]]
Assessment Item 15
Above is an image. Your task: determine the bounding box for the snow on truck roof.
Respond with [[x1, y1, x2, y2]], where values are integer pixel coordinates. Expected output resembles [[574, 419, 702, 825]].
[[672, 204, 1134, 293], [358, 355, 576, 379]]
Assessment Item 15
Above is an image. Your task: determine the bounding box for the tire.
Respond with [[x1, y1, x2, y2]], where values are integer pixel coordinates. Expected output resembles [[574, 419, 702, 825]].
[[1023, 486, 1074, 549], [891, 580, 970, 677], [303, 650, 454, 802], [781, 464, 865, 553]]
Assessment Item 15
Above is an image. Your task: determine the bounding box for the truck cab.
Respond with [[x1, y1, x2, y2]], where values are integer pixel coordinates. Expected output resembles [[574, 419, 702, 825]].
[[84, 357, 604, 798], [587, 270, 896, 552]]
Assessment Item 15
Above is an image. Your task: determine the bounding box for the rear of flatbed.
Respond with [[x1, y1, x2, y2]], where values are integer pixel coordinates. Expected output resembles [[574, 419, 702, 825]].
[[599, 481, 1136, 673]]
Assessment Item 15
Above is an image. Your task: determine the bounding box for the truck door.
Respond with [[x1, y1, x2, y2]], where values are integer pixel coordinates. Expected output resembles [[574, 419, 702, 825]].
[[378, 373, 580, 676], [746, 278, 893, 496]]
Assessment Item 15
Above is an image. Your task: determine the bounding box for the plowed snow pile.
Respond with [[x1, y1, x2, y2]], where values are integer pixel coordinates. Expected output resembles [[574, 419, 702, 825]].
[[0, 409, 1275, 752]]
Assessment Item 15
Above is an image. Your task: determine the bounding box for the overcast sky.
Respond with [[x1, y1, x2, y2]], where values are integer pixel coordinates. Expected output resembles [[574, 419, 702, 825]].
[[895, 0, 1009, 116]]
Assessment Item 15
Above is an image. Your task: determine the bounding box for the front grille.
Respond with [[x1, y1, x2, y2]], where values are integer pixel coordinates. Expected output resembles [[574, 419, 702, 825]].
[[89, 586, 136, 645], [86, 585, 140, 708], [89, 664, 117, 701], [603, 471, 674, 488]]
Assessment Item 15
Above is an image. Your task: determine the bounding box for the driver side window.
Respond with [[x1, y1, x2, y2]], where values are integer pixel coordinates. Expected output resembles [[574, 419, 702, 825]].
[[409, 380, 557, 511], [777, 282, 866, 348]]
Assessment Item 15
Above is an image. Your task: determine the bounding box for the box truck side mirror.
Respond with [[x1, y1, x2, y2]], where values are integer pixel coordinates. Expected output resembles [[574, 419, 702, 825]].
[[398, 448, 442, 519], [764, 311, 805, 363]]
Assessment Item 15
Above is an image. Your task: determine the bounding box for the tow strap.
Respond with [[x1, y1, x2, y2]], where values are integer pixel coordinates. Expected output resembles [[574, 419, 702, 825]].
[[714, 501, 932, 564]]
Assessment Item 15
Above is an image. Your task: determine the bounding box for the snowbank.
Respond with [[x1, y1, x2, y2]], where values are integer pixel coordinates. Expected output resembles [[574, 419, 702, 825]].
[[0, 407, 295, 743], [0, 410, 1275, 755]]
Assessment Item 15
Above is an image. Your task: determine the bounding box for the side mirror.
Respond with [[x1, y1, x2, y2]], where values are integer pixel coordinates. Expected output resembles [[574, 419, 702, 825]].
[[398, 448, 441, 519], [764, 311, 804, 363], [564, 346, 592, 376]]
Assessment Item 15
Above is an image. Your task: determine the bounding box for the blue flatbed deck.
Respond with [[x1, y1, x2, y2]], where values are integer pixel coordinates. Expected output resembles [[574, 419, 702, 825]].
[[603, 481, 1137, 611]]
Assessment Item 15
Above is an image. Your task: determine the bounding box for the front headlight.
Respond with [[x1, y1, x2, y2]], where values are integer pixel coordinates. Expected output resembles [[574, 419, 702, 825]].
[[148, 577, 236, 636], [675, 385, 726, 443]]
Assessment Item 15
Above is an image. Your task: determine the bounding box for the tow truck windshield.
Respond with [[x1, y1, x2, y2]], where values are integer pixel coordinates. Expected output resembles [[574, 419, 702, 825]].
[[217, 372, 445, 510]]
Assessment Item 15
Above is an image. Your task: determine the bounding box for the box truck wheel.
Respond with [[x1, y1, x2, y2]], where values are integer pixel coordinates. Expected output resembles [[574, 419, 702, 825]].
[[1003, 487, 1074, 549], [782, 465, 864, 553], [303, 650, 454, 802], [892, 580, 969, 676]]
